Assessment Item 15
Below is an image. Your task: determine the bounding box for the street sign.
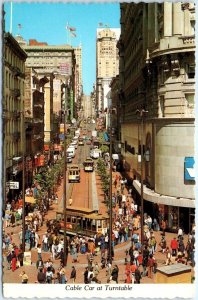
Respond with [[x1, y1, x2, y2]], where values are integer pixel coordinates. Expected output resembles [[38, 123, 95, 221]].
[[6, 181, 19, 189], [59, 133, 65, 140]]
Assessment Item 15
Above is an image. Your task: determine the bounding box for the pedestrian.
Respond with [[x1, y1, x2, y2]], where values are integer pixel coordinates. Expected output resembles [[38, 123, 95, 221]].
[[142, 246, 149, 276], [125, 269, 131, 283], [84, 267, 89, 284], [159, 235, 167, 253], [149, 236, 157, 254], [4, 210, 11, 228], [134, 266, 142, 284], [177, 227, 183, 239], [37, 246, 42, 260], [35, 232, 40, 249], [111, 265, 119, 283], [20, 270, 29, 284], [10, 212, 15, 227], [42, 233, 48, 252], [170, 237, 178, 257], [60, 268, 67, 284], [94, 262, 100, 277], [46, 267, 54, 284], [165, 247, 172, 265], [147, 254, 155, 279], [17, 248, 24, 267], [55, 194, 58, 204], [36, 257, 44, 271], [37, 268, 46, 284], [6, 250, 12, 270], [70, 266, 76, 283], [11, 250, 17, 272], [88, 267, 94, 283], [54, 272, 61, 284], [114, 178, 117, 189]]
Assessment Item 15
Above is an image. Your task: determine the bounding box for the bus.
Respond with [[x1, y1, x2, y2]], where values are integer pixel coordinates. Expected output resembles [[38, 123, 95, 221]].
[[83, 158, 94, 172], [56, 206, 108, 237], [68, 164, 80, 183]]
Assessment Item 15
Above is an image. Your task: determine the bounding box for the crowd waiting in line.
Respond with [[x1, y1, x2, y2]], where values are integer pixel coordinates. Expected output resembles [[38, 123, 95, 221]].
[[3, 175, 195, 284]]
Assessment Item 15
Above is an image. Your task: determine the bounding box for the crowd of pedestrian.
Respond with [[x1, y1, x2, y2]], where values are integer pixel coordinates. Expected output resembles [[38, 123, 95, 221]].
[[2, 171, 195, 284]]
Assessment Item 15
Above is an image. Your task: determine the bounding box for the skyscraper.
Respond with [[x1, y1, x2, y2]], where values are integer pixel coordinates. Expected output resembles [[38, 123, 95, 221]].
[[96, 27, 120, 113]]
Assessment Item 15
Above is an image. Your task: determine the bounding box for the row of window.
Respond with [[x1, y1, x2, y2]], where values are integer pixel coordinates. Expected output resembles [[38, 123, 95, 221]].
[[5, 47, 25, 73], [5, 141, 20, 162]]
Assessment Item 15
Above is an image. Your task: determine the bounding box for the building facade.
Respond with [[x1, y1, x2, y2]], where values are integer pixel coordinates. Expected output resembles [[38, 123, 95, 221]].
[[3, 33, 27, 201], [119, 2, 195, 233], [17, 38, 76, 120], [96, 28, 120, 113], [74, 45, 83, 117]]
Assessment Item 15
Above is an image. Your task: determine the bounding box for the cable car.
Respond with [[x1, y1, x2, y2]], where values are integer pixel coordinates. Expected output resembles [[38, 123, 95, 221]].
[[68, 164, 80, 182], [83, 158, 94, 172], [56, 206, 108, 237]]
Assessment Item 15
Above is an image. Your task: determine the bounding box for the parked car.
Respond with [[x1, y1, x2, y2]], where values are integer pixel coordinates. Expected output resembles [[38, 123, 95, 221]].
[[67, 156, 72, 163]]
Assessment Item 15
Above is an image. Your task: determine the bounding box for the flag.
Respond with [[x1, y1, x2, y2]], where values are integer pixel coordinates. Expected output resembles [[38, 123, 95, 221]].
[[98, 22, 103, 27], [70, 32, 76, 37], [18, 24, 22, 29], [66, 25, 76, 31], [69, 27, 76, 31]]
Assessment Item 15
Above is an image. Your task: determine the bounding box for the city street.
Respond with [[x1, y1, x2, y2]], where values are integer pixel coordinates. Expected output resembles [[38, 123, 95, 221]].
[[2, 2, 195, 292], [3, 145, 194, 284]]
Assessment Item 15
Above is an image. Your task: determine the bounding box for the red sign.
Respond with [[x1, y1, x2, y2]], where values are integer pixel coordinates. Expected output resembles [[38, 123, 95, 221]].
[[54, 144, 63, 151], [39, 155, 45, 166], [44, 145, 49, 151]]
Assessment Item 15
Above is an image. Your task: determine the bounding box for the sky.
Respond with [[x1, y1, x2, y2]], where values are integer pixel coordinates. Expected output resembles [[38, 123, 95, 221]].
[[3, 1, 120, 95]]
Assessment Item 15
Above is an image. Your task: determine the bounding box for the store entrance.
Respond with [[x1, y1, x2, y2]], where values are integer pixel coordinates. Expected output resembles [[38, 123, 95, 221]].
[[179, 207, 192, 234]]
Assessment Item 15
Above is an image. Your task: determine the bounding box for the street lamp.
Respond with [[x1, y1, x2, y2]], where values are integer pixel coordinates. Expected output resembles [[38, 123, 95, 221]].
[[21, 108, 31, 253], [136, 109, 148, 247]]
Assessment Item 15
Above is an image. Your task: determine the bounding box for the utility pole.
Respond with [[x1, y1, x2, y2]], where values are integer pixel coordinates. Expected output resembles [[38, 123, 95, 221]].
[[136, 109, 148, 247], [109, 125, 113, 263], [22, 109, 25, 252], [63, 82, 68, 266]]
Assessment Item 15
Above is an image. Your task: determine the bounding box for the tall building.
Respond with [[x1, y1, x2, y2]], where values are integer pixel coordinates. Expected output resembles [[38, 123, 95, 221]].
[[119, 2, 195, 232], [96, 28, 120, 113], [15, 37, 77, 145], [74, 45, 83, 114], [3, 33, 27, 200]]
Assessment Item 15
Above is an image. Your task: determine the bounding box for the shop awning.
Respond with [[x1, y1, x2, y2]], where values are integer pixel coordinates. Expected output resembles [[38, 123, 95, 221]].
[[133, 180, 195, 208]]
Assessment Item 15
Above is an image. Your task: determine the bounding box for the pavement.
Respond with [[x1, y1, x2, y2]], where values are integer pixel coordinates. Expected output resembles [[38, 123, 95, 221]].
[[3, 162, 194, 285]]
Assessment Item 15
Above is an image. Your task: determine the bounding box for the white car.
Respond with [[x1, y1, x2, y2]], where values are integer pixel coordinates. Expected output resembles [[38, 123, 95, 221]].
[[67, 147, 75, 158], [90, 149, 101, 159], [70, 141, 78, 149]]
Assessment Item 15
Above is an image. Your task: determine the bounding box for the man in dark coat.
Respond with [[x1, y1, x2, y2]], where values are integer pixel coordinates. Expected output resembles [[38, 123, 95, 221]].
[[134, 266, 141, 283], [70, 266, 76, 283], [111, 265, 119, 283], [37, 268, 46, 284]]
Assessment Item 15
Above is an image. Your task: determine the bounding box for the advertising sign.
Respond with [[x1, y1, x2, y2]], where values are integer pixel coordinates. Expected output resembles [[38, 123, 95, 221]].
[[6, 181, 19, 189], [184, 157, 195, 181]]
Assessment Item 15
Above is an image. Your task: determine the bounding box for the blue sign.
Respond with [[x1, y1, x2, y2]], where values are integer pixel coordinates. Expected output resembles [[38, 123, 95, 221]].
[[184, 157, 195, 181], [59, 134, 64, 140], [103, 132, 110, 142]]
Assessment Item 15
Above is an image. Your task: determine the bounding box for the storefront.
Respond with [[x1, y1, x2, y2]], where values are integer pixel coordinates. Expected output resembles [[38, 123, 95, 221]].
[[133, 179, 195, 234]]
